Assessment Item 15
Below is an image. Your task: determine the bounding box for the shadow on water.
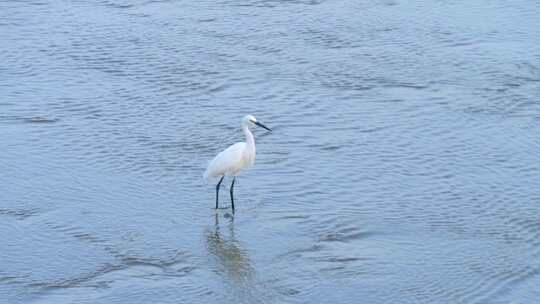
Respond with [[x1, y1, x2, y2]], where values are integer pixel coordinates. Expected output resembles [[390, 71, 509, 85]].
[[205, 214, 281, 303], [206, 213, 255, 285]]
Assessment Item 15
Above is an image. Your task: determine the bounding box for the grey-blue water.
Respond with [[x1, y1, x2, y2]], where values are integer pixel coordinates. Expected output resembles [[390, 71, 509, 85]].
[[2, 1, 540, 303]]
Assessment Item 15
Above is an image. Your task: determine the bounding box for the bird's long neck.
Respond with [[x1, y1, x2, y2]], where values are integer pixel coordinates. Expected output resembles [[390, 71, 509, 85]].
[[242, 123, 255, 151], [241, 122, 257, 167]]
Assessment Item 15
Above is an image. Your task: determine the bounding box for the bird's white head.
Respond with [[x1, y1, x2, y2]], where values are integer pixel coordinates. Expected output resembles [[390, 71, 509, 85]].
[[243, 115, 257, 125], [242, 115, 272, 131]]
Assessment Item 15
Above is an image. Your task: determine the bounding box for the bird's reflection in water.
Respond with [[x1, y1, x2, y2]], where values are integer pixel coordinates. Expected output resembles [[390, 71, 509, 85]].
[[206, 213, 255, 286]]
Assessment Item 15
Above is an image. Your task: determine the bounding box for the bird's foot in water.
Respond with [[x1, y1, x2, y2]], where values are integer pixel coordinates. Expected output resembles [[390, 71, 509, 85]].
[[215, 206, 231, 210], [213, 207, 235, 219]]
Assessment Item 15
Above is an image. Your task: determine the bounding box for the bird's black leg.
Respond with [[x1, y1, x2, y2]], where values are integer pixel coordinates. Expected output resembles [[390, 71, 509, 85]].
[[230, 177, 236, 213], [216, 175, 224, 209]]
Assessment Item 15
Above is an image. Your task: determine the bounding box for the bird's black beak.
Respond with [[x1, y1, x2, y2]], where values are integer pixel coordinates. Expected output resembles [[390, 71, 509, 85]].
[[254, 121, 272, 132]]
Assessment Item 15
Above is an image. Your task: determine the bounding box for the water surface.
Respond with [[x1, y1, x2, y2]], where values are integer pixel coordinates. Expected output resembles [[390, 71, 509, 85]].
[[2, 0, 540, 303]]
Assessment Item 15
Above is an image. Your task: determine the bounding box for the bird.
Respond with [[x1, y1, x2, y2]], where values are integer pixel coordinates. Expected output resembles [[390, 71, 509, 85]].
[[203, 115, 271, 213]]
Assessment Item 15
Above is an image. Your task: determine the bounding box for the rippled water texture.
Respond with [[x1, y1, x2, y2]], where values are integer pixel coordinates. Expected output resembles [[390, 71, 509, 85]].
[[2, 0, 540, 303]]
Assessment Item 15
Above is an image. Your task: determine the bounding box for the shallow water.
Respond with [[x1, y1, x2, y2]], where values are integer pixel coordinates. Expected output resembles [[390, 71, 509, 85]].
[[2, 0, 540, 303]]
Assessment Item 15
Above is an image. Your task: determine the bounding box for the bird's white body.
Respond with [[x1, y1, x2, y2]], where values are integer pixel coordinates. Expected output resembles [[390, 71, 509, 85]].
[[204, 115, 271, 212], [204, 116, 257, 180]]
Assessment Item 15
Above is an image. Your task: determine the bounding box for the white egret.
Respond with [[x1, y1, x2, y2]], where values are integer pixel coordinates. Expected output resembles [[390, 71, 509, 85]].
[[203, 115, 271, 212]]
